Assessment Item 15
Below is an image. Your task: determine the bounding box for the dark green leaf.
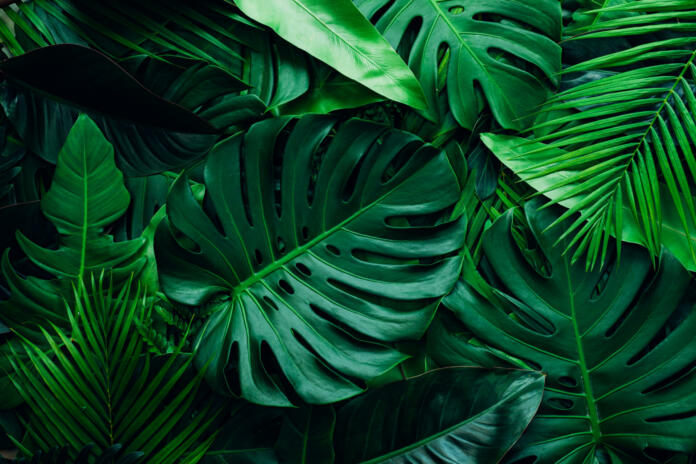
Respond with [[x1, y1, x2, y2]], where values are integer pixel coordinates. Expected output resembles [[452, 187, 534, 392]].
[[155, 115, 466, 406], [0, 44, 218, 176], [355, 0, 562, 130], [443, 199, 696, 463], [334, 367, 544, 463]]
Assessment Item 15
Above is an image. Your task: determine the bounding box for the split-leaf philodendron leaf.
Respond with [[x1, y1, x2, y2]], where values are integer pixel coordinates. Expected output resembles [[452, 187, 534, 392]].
[[155, 115, 467, 406], [354, 0, 562, 130], [443, 199, 696, 463]]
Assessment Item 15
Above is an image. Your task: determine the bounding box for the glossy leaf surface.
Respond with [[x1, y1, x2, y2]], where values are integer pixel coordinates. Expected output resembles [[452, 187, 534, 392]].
[[155, 115, 466, 406], [334, 367, 544, 463], [482, 133, 696, 271], [234, 0, 427, 110], [355, 0, 562, 129], [443, 200, 696, 463]]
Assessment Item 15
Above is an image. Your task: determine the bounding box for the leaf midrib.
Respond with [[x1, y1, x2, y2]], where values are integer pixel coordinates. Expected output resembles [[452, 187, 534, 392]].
[[289, 0, 412, 93], [423, 0, 521, 119], [579, 48, 696, 252], [78, 139, 88, 283], [232, 162, 445, 295], [565, 259, 601, 443]]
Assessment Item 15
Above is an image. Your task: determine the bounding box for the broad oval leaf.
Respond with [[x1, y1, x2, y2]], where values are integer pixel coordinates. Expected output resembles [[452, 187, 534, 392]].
[[1, 115, 148, 332], [0, 44, 218, 176], [155, 115, 467, 406], [355, 0, 562, 130], [334, 367, 545, 463], [233, 0, 427, 110], [443, 199, 696, 463]]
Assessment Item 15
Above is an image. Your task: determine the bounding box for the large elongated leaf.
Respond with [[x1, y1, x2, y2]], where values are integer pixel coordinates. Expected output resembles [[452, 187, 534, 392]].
[[7, 0, 380, 116], [334, 367, 544, 463], [155, 115, 466, 406], [233, 0, 426, 110], [443, 199, 696, 463], [355, 0, 562, 130], [0, 44, 218, 176]]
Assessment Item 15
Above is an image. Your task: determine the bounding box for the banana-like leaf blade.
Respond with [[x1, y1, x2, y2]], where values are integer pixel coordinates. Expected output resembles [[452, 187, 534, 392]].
[[233, 0, 427, 110], [334, 367, 544, 463]]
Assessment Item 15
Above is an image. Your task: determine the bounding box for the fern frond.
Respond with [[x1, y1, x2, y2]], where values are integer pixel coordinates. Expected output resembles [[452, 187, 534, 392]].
[[5, 273, 220, 462], [494, 0, 696, 269]]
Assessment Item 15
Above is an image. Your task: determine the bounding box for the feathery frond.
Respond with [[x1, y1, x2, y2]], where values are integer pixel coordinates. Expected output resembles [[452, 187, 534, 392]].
[[499, 0, 696, 268], [6, 274, 219, 463]]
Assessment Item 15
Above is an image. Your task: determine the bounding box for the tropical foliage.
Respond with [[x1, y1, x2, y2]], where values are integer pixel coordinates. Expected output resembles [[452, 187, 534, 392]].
[[0, 0, 694, 463]]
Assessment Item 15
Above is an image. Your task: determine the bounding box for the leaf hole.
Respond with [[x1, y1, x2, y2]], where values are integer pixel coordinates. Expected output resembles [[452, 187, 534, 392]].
[[396, 16, 423, 61], [352, 249, 404, 265], [272, 125, 293, 219], [369, 0, 396, 24], [341, 151, 369, 202], [642, 360, 696, 395], [558, 376, 578, 388], [309, 303, 369, 341], [278, 279, 294, 295], [277, 237, 286, 254], [255, 249, 264, 264], [238, 146, 253, 227], [381, 140, 420, 184], [225, 341, 241, 396], [487, 47, 553, 89], [259, 341, 296, 402], [301, 226, 309, 241], [643, 447, 679, 462], [448, 6, 465, 14], [307, 129, 335, 206], [262, 296, 279, 312], [546, 397, 574, 411], [295, 262, 312, 277], [326, 244, 340, 256], [645, 410, 696, 423]]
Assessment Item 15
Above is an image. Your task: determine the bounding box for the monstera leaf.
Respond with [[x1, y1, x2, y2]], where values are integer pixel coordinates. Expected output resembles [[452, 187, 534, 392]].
[[1, 115, 148, 330], [0, 44, 218, 176], [334, 367, 545, 463], [354, 0, 562, 130], [442, 199, 696, 463], [155, 115, 467, 406]]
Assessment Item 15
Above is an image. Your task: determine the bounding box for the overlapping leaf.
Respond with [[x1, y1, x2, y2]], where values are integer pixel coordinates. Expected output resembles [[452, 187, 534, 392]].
[[1, 115, 148, 331], [334, 368, 544, 463], [0, 44, 218, 176], [155, 115, 467, 406], [355, 0, 562, 130], [8, 276, 218, 462], [234, 0, 426, 110], [443, 199, 696, 463], [484, 0, 696, 268]]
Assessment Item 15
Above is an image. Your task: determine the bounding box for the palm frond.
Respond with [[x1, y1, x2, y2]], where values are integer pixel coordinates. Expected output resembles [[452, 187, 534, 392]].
[[497, 0, 696, 268], [5, 273, 220, 462]]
